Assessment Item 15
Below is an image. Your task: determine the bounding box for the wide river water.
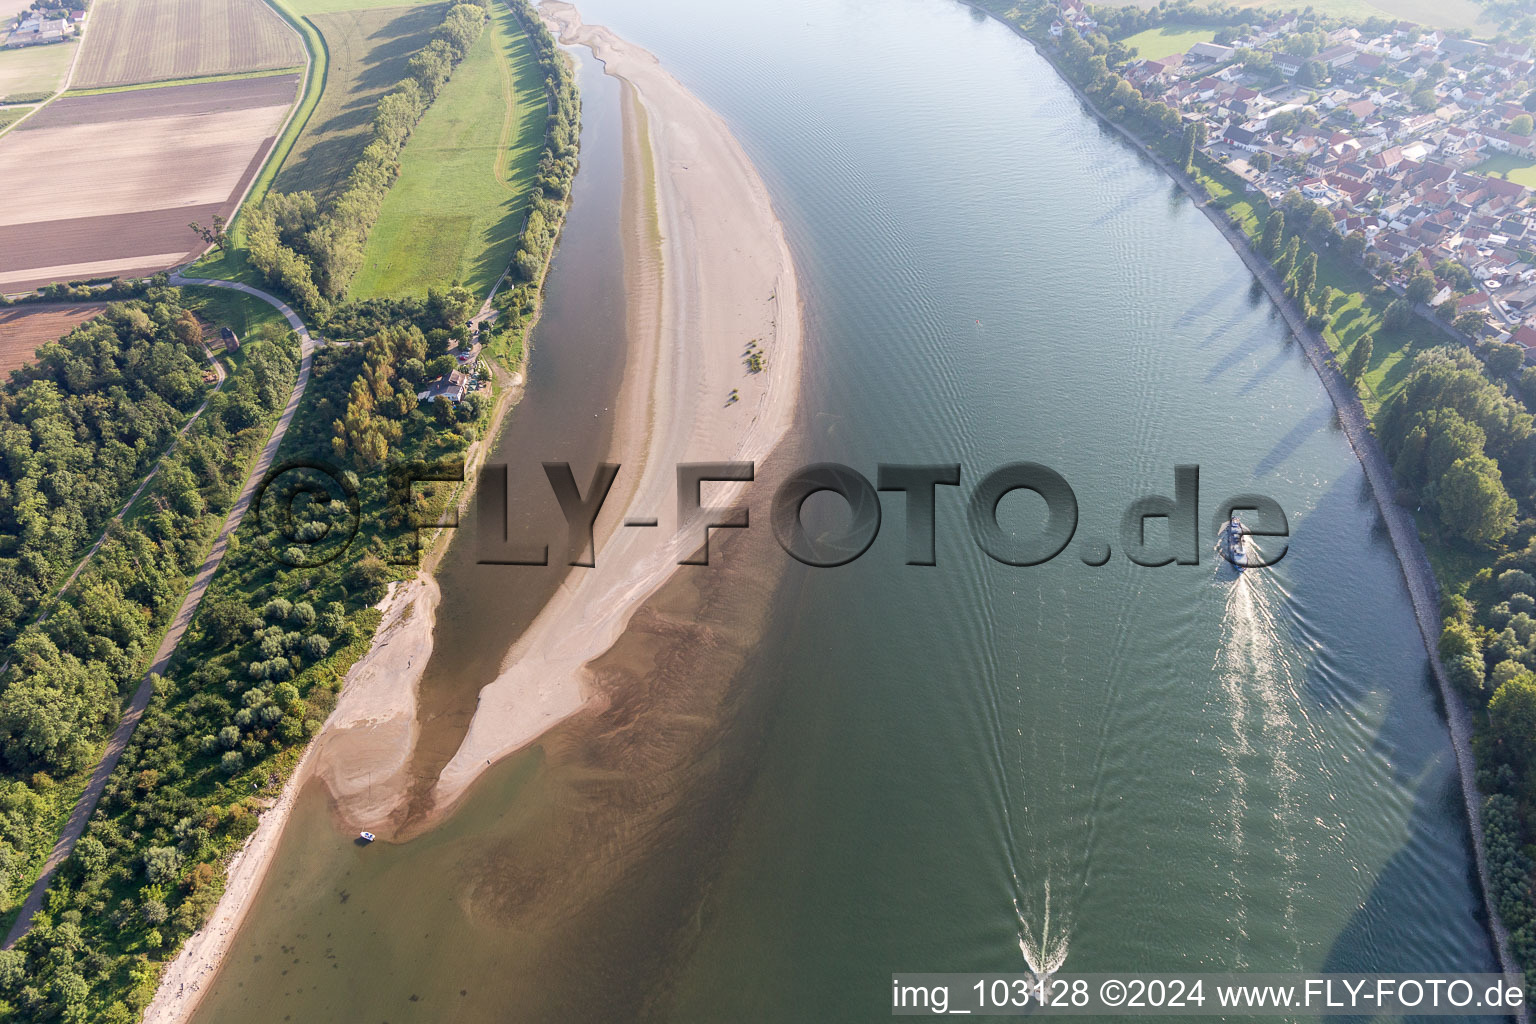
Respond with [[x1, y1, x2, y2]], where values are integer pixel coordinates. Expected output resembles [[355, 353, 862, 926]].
[[190, 0, 1500, 1020]]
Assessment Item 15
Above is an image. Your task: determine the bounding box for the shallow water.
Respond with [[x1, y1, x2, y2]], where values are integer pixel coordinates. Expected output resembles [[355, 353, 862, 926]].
[[189, 2, 1500, 1021]]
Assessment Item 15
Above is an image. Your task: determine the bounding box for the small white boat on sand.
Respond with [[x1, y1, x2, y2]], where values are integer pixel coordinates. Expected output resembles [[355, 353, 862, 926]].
[[359, 831, 376, 843]]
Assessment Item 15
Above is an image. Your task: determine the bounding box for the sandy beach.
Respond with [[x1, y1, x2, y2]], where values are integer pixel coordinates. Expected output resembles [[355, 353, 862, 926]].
[[140, 577, 439, 1024], [143, 4, 802, 1018], [309, 575, 441, 824], [426, 0, 803, 813]]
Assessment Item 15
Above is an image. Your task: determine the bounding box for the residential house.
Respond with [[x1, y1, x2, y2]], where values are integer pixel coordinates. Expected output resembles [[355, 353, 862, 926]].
[[416, 369, 470, 404]]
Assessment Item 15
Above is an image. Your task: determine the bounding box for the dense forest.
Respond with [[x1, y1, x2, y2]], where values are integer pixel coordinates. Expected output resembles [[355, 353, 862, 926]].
[[0, 300, 492, 1020], [0, 300, 214, 651], [0, 290, 298, 984], [246, 0, 492, 312]]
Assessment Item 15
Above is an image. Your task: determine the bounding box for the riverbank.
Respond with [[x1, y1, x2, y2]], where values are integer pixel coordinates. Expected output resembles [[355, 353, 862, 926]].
[[968, 0, 1521, 990], [146, 9, 804, 1006], [421, 0, 803, 816], [142, 575, 439, 1022]]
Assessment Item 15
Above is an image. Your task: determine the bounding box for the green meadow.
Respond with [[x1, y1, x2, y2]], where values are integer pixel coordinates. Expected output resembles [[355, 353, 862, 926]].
[[1473, 152, 1536, 190], [273, 3, 447, 199], [1190, 156, 1444, 417], [349, 1, 545, 300], [0, 39, 74, 101], [1118, 25, 1217, 60]]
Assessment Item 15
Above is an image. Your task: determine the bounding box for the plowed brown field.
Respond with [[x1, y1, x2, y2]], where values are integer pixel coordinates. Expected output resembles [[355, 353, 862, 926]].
[[0, 303, 107, 374], [0, 75, 298, 292]]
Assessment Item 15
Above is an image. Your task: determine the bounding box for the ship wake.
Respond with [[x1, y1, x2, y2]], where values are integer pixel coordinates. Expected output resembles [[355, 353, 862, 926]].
[[1015, 878, 1070, 983]]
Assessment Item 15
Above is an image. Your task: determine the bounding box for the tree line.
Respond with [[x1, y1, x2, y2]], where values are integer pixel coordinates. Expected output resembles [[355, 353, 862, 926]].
[[246, 1, 492, 313], [489, 0, 580, 335]]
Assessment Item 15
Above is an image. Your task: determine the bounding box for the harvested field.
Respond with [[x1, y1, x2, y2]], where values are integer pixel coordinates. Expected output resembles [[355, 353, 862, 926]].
[[0, 75, 298, 292], [0, 303, 107, 375], [273, 3, 445, 198], [72, 0, 305, 90], [0, 40, 75, 101]]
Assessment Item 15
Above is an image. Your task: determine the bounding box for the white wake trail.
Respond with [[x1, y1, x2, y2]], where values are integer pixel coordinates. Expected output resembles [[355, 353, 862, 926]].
[[1016, 878, 1070, 982], [1214, 570, 1305, 963]]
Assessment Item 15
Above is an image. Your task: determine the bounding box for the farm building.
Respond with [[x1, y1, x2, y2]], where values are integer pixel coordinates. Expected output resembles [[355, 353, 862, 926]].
[[5, 16, 73, 46], [220, 326, 239, 352]]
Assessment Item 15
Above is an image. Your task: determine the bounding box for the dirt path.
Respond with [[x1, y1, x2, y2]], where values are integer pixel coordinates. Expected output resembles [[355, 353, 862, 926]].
[[2, 276, 316, 948]]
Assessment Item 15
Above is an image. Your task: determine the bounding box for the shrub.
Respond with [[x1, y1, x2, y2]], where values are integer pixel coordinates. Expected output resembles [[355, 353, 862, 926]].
[[1500, 570, 1536, 597], [142, 846, 182, 885]]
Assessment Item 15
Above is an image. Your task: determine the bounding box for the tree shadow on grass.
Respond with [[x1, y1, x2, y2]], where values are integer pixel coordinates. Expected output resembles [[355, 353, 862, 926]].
[[275, 4, 450, 199]]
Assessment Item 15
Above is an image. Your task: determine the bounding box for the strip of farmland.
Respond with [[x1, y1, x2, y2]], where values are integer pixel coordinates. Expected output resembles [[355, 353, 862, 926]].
[[0, 74, 299, 292], [71, 0, 305, 90]]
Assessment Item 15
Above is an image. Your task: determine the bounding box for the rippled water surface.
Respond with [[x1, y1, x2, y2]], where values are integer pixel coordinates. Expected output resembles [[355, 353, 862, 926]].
[[190, 1, 1498, 1021]]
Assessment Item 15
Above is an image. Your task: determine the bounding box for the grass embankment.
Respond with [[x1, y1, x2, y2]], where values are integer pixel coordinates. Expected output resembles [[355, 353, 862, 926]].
[[60, 66, 302, 97], [349, 1, 544, 299], [273, 3, 445, 197], [997, 0, 1503, 594], [0, 40, 74, 101], [1189, 155, 1443, 416], [1119, 24, 1216, 60], [189, 0, 458, 289]]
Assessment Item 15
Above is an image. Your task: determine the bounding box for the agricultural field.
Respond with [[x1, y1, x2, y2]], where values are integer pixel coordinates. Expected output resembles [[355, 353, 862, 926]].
[[286, 0, 439, 14], [72, 0, 305, 89], [0, 303, 107, 375], [0, 40, 74, 102], [351, 3, 544, 298], [0, 74, 298, 292], [273, 2, 445, 198], [1119, 24, 1216, 59]]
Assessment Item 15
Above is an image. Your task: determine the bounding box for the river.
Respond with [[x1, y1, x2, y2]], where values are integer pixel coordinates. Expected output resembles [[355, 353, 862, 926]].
[[188, 0, 1499, 1021]]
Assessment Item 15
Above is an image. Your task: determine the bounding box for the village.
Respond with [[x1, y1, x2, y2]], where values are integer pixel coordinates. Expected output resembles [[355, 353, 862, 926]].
[[1054, 0, 1536, 359]]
